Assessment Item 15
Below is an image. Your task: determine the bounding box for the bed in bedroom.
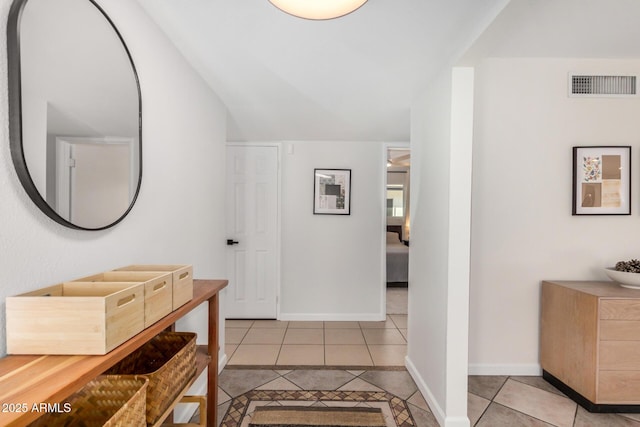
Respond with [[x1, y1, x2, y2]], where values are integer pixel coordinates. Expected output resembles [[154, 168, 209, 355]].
[[386, 226, 408, 286]]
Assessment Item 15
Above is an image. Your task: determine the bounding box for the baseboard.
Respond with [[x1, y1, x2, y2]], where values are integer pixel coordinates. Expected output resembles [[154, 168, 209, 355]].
[[278, 313, 386, 321], [219, 352, 228, 373], [543, 370, 640, 413], [172, 352, 228, 423], [405, 356, 447, 427], [468, 363, 542, 376], [172, 370, 208, 423], [386, 282, 408, 288]]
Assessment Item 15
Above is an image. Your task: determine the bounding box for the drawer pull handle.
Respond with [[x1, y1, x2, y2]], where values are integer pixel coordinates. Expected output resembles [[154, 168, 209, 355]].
[[179, 272, 190, 280], [153, 281, 167, 292], [117, 294, 135, 307]]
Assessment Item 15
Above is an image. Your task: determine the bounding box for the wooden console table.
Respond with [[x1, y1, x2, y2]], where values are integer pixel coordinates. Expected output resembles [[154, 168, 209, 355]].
[[0, 279, 227, 427], [541, 280, 640, 412]]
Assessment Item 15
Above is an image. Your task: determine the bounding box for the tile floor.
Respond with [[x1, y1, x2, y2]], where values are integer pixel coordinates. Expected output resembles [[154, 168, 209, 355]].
[[225, 316, 408, 367], [468, 375, 640, 426], [215, 288, 640, 426], [212, 369, 640, 427], [225, 288, 409, 367], [215, 368, 434, 427]]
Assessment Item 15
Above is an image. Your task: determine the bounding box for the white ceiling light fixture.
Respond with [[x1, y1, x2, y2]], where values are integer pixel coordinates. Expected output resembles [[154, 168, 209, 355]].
[[268, 0, 368, 20]]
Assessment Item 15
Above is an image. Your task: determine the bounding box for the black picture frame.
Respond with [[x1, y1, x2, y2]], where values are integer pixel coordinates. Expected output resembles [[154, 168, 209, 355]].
[[313, 169, 351, 215], [572, 146, 631, 215]]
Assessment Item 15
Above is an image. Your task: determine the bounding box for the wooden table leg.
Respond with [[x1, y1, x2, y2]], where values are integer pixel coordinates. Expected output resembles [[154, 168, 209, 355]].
[[208, 293, 219, 427]]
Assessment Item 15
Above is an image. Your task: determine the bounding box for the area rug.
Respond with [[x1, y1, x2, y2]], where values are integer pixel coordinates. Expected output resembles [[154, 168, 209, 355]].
[[220, 390, 416, 427], [249, 406, 386, 427]]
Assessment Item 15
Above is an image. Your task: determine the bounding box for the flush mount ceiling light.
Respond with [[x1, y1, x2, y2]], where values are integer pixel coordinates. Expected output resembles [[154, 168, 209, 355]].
[[268, 0, 368, 20]]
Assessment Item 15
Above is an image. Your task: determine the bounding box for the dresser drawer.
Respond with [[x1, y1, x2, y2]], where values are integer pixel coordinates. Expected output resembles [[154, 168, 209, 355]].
[[600, 300, 640, 320], [599, 371, 640, 403], [600, 341, 640, 370], [600, 320, 640, 341]]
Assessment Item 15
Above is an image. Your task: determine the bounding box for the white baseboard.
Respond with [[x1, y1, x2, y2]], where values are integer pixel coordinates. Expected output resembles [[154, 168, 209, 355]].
[[278, 313, 385, 321], [405, 356, 447, 427], [172, 351, 229, 423], [468, 363, 542, 376], [219, 352, 228, 373], [444, 416, 472, 427], [406, 356, 472, 427], [172, 370, 208, 423]]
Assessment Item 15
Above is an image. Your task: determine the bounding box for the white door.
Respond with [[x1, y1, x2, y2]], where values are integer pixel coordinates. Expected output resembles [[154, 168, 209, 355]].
[[56, 138, 132, 228], [226, 145, 279, 318]]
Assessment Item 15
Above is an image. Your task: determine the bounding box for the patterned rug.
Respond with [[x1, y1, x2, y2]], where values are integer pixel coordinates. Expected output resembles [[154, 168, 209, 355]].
[[220, 390, 416, 427], [249, 406, 386, 427]]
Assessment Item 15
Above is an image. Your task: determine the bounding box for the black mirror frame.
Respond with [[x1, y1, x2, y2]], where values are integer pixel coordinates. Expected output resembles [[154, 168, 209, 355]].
[[7, 0, 142, 231]]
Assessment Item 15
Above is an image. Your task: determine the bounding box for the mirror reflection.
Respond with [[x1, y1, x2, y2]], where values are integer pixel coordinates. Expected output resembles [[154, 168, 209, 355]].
[[9, 0, 141, 230]]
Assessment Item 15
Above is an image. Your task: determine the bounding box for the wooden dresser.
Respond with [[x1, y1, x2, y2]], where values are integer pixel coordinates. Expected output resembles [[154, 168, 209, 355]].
[[541, 280, 640, 412], [0, 279, 227, 427]]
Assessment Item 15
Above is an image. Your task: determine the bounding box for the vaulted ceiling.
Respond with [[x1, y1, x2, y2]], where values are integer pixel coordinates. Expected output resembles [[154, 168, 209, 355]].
[[137, 0, 640, 142], [136, 0, 508, 142]]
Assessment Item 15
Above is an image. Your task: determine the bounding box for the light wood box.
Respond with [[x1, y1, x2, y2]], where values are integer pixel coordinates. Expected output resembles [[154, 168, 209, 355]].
[[541, 280, 640, 408], [114, 265, 193, 310], [75, 271, 173, 328], [6, 282, 144, 355]]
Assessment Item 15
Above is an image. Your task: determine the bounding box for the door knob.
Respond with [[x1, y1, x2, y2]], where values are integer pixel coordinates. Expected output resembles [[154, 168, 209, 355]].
[[227, 239, 239, 246]]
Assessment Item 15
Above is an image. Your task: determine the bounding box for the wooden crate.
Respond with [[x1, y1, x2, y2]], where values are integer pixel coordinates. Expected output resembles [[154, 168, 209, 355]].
[[75, 271, 173, 328], [115, 265, 193, 310], [6, 282, 144, 355]]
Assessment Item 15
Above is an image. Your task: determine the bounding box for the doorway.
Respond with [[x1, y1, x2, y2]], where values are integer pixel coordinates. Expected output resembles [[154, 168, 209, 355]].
[[54, 136, 135, 228], [225, 145, 280, 319], [384, 145, 410, 316]]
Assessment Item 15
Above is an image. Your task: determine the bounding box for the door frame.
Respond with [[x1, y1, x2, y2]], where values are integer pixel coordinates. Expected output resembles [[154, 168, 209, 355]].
[[55, 136, 136, 221], [381, 142, 410, 316], [226, 142, 282, 319]]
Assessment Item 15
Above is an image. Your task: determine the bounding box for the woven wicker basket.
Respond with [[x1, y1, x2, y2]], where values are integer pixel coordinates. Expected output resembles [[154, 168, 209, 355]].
[[29, 375, 147, 427], [106, 331, 197, 425]]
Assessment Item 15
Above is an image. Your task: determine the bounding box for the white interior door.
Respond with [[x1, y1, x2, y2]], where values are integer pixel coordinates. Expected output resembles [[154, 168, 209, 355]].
[[56, 138, 132, 228], [226, 145, 279, 318]]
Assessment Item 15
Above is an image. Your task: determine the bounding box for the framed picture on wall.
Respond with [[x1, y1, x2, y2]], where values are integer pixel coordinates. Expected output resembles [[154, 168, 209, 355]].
[[572, 146, 631, 215], [314, 169, 351, 215]]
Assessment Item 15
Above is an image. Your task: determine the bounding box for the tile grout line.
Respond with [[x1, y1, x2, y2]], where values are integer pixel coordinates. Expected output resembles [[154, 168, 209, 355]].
[[273, 321, 289, 365], [359, 322, 376, 367]]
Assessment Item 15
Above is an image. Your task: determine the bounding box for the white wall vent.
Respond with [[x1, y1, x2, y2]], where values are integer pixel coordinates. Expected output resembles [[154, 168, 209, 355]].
[[570, 74, 637, 97]]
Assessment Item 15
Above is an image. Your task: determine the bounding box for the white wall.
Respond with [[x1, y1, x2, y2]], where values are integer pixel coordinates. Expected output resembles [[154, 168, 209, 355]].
[[470, 58, 640, 374], [0, 0, 227, 357], [407, 67, 474, 427], [279, 141, 386, 320]]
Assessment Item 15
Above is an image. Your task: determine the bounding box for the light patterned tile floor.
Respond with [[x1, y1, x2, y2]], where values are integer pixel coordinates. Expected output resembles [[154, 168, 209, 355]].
[[205, 370, 640, 427], [226, 318, 408, 367], [215, 289, 640, 425], [225, 288, 408, 367]]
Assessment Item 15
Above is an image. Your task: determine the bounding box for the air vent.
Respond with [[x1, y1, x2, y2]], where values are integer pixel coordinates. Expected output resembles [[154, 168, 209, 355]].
[[570, 74, 637, 97]]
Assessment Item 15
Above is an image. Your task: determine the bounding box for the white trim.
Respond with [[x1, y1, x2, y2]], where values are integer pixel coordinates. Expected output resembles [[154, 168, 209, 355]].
[[55, 139, 72, 219], [55, 136, 135, 221], [405, 356, 446, 427], [172, 351, 229, 422], [444, 417, 473, 427], [172, 367, 209, 423], [219, 352, 228, 373], [468, 363, 542, 376], [445, 67, 474, 427], [278, 312, 385, 322]]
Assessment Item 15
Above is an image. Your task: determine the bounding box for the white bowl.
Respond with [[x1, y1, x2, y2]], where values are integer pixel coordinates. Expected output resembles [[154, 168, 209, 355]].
[[604, 267, 640, 289]]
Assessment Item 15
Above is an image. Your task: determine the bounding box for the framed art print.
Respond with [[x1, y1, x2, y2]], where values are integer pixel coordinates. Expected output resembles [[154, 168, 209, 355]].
[[572, 146, 631, 215], [314, 169, 351, 215]]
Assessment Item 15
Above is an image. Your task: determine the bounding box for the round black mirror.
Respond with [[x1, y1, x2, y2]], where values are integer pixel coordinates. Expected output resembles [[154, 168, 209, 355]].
[[8, 0, 142, 230]]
